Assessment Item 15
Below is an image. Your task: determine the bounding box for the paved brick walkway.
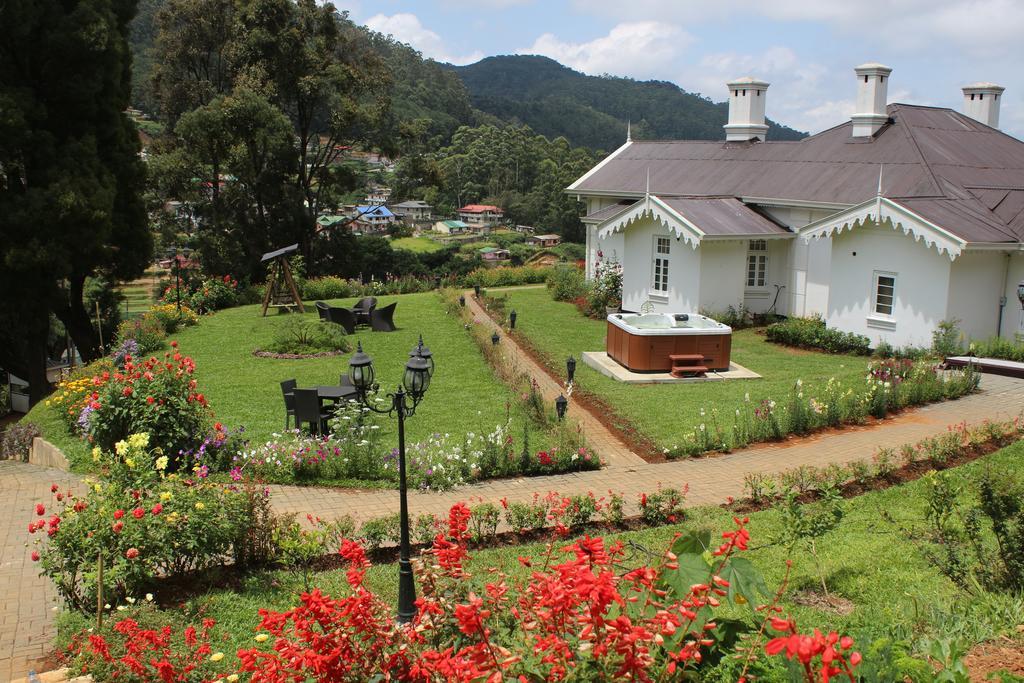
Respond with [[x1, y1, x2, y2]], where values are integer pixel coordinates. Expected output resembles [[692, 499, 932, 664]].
[[0, 462, 81, 681], [2, 372, 1022, 678], [464, 291, 646, 467], [271, 373, 1024, 522]]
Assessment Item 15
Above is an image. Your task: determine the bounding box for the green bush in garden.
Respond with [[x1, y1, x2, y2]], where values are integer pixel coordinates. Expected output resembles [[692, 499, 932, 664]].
[[27, 433, 252, 611], [766, 315, 871, 355]]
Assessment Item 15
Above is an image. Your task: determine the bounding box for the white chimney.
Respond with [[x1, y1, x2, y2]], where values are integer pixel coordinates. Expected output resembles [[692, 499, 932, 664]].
[[724, 77, 769, 142], [962, 82, 1005, 129], [851, 62, 892, 137]]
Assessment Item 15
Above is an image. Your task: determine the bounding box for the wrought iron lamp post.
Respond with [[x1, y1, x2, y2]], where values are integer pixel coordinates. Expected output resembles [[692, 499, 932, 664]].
[[491, 330, 500, 345], [509, 309, 517, 329], [555, 394, 568, 420], [566, 356, 576, 384], [348, 339, 434, 623], [1018, 281, 1024, 332], [459, 295, 466, 307]]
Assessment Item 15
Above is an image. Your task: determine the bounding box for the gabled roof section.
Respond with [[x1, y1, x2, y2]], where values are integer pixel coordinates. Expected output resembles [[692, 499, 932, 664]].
[[798, 196, 970, 259], [593, 196, 790, 246], [569, 103, 1024, 245]]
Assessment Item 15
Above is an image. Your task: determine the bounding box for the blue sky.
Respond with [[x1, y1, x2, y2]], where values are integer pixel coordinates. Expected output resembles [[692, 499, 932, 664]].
[[346, 0, 1024, 138]]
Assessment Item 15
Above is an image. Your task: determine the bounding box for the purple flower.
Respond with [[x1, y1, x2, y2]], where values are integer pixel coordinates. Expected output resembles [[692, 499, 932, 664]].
[[230, 467, 242, 481]]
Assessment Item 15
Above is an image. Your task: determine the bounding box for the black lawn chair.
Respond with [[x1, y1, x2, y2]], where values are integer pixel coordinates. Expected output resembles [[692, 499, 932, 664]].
[[352, 297, 378, 326], [327, 306, 357, 335], [315, 301, 330, 321], [280, 379, 297, 429], [370, 302, 397, 332], [292, 388, 332, 435]]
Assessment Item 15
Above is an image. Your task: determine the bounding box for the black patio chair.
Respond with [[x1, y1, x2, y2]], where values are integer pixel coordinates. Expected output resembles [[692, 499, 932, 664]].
[[352, 297, 378, 326], [315, 301, 330, 321], [327, 306, 357, 335], [292, 388, 332, 435], [370, 302, 398, 332], [280, 379, 297, 429]]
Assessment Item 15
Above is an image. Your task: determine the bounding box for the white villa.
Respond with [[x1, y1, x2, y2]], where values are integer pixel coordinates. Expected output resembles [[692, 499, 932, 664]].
[[570, 65, 1024, 347]]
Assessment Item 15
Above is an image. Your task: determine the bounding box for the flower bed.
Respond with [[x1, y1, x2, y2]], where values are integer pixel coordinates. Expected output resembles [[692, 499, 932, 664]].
[[47, 341, 213, 467], [28, 433, 258, 611], [64, 508, 864, 682]]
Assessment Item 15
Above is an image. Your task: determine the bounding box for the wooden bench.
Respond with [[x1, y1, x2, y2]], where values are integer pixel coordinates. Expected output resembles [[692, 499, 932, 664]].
[[669, 354, 708, 378]]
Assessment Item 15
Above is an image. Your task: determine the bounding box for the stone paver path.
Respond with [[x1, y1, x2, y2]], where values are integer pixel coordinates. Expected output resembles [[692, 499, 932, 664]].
[[0, 463, 81, 681], [272, 373, 1024, 522], [464, 292, 645, 467], [2, 365, 1022, 678]]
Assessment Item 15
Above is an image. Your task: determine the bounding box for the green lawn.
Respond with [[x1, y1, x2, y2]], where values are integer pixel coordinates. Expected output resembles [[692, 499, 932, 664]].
[[391, 236, 444, 254], [58, 439, 1024, 677], [171, 293, 515, 448], [27, 292, 519, 471], [499, 288, 871, 451]]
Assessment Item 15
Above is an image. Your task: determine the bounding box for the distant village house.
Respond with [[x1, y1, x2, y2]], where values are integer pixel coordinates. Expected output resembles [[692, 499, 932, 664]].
[[458, 204, 504, 226], [526, 233, 562, 248], [433, 219, 471, 235], [392, 200, 433, 222]]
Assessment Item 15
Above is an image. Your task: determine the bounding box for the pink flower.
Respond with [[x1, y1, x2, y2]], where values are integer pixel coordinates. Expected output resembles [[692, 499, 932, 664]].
[[125, 548, 139, 560], [31, 551, 40, 562]]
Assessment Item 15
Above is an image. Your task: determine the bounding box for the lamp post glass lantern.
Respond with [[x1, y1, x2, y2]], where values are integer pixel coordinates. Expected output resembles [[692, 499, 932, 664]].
[[491, 330, 500, 345], [459, 295, 466, 307], [347, 338, 434, 623], [555, 394, 568, 421], [509, 309, 517, 329], [566, 355, 576, 383]]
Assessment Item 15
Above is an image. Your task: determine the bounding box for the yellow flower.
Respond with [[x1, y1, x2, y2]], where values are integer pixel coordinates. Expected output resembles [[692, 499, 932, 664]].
[[254, 633, 269, 643], [160, 491, 172, 502], [92, 447, 102, 463], [125, 458, 136, 469], [93, 484, 102, 493], [195, 502, 206, 511], [114, 440, 129, 456], [128, 432, 150, 450], [155, 456, 168, 471], [210, 652, 224, 662], [227, 675, 239, 682]]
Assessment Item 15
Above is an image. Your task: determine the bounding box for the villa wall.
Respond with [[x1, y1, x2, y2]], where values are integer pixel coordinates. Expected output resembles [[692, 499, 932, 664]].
[[827, 223, 951, 347], [699, 241, 746, 313], [947, 251, 1006, 342], [620, 217, 700, 313]]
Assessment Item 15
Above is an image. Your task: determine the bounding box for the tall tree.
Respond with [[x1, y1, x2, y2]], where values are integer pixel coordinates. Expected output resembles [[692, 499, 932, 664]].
[[0, 0, 152, 403]]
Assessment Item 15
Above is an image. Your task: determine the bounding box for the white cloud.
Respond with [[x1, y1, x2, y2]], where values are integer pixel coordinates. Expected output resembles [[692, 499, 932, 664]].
[[570, 0, 1024, 58], [520, 22, 693, 79], [363, 13, 484, 65]]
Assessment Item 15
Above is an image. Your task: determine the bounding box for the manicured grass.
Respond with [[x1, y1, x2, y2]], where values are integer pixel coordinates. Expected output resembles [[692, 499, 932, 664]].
[[170, 293, 515, 448], [391, 236, 444, 254], [27, 292, 519, 470], [58, 439, 1024, 673], [498, 288, 871, 450]]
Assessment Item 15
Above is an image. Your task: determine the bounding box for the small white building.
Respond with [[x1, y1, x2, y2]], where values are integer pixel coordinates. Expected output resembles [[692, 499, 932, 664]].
[[433, 219, 471, 235], [571, 64, 1024, 347], [364, 186, 392, 206]]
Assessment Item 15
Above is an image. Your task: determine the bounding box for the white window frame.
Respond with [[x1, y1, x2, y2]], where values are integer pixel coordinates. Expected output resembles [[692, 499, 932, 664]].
[[872, 271, 897, 318], [746, 239, 768, 289], [651, 235, 671, 295]]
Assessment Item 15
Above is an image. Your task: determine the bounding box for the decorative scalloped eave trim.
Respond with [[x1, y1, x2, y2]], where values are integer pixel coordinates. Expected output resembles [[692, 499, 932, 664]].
[[596, 201, 702, 249], [801, 200, 964, 261]]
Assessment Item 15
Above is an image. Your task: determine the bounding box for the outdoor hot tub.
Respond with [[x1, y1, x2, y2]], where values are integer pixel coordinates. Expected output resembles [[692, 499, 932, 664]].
[[606, 313, 732, 372]]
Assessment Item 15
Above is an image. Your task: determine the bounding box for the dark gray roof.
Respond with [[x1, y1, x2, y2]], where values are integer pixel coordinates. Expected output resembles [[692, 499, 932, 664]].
[[586, 197, 789, 237], [661, 198, 790, 237], [571, 104, 1024, 243]]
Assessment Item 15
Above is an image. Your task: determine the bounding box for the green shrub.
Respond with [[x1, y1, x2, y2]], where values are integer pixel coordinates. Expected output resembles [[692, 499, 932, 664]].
[[504, 497, 548, 533], [639, 486, 687, 525], [701, 304, 754, 330], [148, 303, 200, 334], [27, 433, 252, 611], [968, 336, 1024, 362], [359, 515, 401, 551], [263, 317, 351, 355], [301, 276, 358, 301], [765, 315, 871, 355], [468, 503, 501, 543], [546, 265, 590, 302], [274, 515, 355, 589], [462, 265, 551, 288], [114, 314, 167, 356], [931, 318, 963, 358]]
